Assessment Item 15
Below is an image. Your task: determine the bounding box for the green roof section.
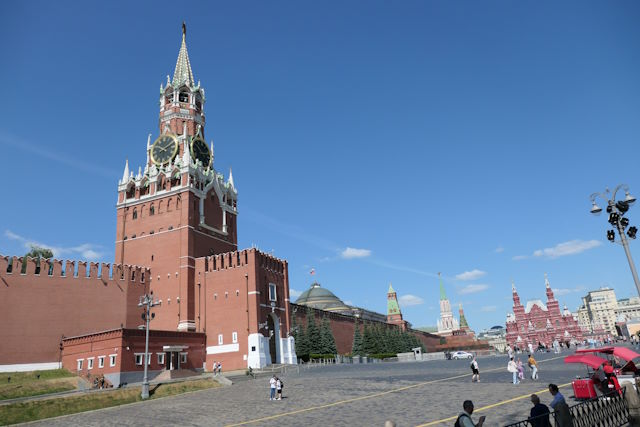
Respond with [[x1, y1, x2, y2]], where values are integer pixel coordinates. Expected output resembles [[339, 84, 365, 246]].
[[387, 283, 401, 315], [439, 272, 447, 301], [459, 304, 469, 328]]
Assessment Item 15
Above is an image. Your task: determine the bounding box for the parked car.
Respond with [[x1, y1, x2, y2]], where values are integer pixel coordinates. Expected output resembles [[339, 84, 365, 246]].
[[451, 351, 474, 359]]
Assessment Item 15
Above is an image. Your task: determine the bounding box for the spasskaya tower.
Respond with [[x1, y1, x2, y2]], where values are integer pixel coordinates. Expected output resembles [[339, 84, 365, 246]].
[[115, 23, 238, 332]]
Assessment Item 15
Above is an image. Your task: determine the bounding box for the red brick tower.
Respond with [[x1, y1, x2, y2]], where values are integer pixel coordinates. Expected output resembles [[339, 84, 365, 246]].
[[386, 283, 407, 331], [115, 24, 238, 332]]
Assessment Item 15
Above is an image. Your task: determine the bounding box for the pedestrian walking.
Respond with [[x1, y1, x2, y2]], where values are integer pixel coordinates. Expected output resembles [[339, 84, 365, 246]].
[[454, 400, 485, 427], [217, 361, 222, 375], [269, 375, 277, 400], [212, 360, 217, 375], [517, 358, 525, 382], [528, 394, 551, 427], [528, 353, 539, 380], [508, 357, 519, 384], [470, 356, 480, 383], [276, 377, 283, 400]]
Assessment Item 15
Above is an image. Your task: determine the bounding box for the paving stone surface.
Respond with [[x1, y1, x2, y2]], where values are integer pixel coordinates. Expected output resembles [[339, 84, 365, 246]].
[[29, 352, 583, 427]]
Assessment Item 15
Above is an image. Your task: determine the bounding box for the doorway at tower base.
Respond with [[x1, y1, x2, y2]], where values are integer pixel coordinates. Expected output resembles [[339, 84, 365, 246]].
[[247, 334, 297, 369]]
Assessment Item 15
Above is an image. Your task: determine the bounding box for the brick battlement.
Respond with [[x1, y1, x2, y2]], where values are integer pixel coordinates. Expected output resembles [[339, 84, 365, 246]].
[[0, 255, 150, 284], [204, 248, 286, 274]]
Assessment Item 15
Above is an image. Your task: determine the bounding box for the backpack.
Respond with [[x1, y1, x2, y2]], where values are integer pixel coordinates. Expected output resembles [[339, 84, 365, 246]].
[[470, 362, 475, 371], [454, 414, 470, 427], [280, 380, 284, 389]]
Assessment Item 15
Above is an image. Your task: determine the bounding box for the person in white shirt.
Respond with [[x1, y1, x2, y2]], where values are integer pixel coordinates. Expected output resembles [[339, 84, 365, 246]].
[[508, 357, 519, 384], [269, 375, 277, 400], [471, 357, 480, 383]]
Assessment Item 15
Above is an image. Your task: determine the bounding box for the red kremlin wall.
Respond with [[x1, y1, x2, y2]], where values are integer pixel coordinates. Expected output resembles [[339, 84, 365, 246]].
[[0, 255, 149, 367], [290, 304, 440, 354]]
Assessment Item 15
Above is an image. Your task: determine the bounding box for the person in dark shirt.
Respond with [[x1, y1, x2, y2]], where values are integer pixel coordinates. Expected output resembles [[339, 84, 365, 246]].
[[528, 394, 552, 427]]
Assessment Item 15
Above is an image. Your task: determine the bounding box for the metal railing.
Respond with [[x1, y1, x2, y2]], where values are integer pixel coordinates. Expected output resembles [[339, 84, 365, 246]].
[[504, 391, 628, 427]]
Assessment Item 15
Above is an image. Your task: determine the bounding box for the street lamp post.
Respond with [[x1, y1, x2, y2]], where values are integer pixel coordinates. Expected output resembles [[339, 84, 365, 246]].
[[590, 184, 640, 296], [138, 292, 161, 400]]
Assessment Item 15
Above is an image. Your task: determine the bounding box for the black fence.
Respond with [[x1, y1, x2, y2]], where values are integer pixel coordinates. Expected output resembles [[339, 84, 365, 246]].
[[504, 391, 629, 427]]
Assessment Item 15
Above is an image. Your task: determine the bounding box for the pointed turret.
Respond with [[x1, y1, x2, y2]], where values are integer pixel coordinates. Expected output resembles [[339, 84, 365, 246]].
[[386, 282, 406, 330], [439, 272, 447, 300], [545, 273, 556, 301], [459, 303, 469, 330], [121, 159, 129, 183], [172, 22, 195, 88], [228, 168, 235, 188], [387, 283, 400, 315]]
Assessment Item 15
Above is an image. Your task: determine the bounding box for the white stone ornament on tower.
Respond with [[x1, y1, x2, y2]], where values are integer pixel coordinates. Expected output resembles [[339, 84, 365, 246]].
[[121, 159, 130, 184], [228, 168, 235, 189]]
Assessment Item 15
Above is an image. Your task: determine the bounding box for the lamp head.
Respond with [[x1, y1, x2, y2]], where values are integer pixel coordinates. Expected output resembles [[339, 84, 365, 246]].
[[625, 191, 636, 205], [590, 203, 603, 215]]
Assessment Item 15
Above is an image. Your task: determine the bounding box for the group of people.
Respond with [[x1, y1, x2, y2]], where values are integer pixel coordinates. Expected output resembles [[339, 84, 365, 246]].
[[507, 354, 538, 384], [457, 384, 571, 427], [269, 375, 284, 400], [211, 360, 222, 375], [527, 384, 573, 427]]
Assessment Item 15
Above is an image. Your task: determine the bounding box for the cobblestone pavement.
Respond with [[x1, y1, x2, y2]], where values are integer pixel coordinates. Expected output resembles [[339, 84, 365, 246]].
[[29, 353, 582, 427]]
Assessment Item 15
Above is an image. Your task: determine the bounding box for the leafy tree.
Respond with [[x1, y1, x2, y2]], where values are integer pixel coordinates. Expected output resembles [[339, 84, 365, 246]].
[[352, 320, 363, 355], [22, 245, 54, 274]]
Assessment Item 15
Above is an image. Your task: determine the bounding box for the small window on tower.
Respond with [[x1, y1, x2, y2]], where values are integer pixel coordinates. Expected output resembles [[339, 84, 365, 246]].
[[179, 92, 189, 103], [150, 205, 155, 216], [133, 209, 138, 220]]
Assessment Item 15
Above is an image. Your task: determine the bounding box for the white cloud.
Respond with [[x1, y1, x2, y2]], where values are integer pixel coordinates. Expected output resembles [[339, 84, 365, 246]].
[[340, 247, 372, 259], [289, 289, 302, 298], [4, 230, 104, 261], [481, 305, 497, 312], [533, 240, 602, 259], [398, 294, 424, 307], [512, 255, 529, 261], [458, 284, 489, 295], [495, 247, 505, 253], [455, 269, 487, 281], [552, 286, 585, 296]]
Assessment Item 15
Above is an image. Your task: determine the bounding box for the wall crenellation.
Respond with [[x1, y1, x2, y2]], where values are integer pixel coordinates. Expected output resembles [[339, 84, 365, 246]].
[[0, 254, 151, 283]]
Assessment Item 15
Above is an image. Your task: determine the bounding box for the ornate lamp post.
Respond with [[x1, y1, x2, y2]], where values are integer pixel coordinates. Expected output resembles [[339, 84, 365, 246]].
[[590, 184, 640, 296], [138, 292, 161, 400]]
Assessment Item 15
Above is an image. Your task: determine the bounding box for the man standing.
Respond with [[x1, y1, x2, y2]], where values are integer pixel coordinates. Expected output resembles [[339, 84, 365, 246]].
[[471, 356, 480, 383], [549, 384, 573, 427], [528, 353, 539, 380], [455, 400, 485, 427], [528, 394, 551, 427], [269, 375, 277, 400]]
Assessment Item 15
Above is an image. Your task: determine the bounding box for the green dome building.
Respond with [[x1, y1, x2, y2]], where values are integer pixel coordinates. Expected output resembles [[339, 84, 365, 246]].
[[294, 282, 352, 313]]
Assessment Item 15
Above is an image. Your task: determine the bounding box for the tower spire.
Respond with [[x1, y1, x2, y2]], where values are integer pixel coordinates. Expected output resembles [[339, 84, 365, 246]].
[[439, 272, 447, 300], [172, 22, 195, 87]]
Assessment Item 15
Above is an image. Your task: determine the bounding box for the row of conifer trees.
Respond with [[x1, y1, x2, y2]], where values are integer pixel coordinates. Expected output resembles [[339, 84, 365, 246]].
[[291, 307, 425, 358]]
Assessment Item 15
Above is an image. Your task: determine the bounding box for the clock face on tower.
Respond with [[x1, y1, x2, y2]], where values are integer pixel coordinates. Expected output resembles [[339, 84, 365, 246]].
[[150, 134, 179, 165], [190, 137, 211, 167]]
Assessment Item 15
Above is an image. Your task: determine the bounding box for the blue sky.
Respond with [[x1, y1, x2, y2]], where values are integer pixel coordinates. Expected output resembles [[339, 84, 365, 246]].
[[1, 1, 640, 331]]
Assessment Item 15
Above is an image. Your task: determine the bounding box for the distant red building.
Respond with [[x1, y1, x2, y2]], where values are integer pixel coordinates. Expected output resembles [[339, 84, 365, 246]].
[[505, 275, 582, 349]]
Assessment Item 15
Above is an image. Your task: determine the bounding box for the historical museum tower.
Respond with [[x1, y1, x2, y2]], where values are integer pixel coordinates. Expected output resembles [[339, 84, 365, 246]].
[[115, 24, 238, 332]]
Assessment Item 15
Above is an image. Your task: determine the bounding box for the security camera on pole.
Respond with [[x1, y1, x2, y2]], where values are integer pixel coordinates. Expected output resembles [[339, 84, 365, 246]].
[[590, 184, 640, 296], [139, 292, 161, 399]]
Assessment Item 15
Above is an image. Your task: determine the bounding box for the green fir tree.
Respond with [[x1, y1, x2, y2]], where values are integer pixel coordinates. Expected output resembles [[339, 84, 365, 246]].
[[352, 320, 363, 355], [320, 315, 337, 354], [306, 309, 321, 354]]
